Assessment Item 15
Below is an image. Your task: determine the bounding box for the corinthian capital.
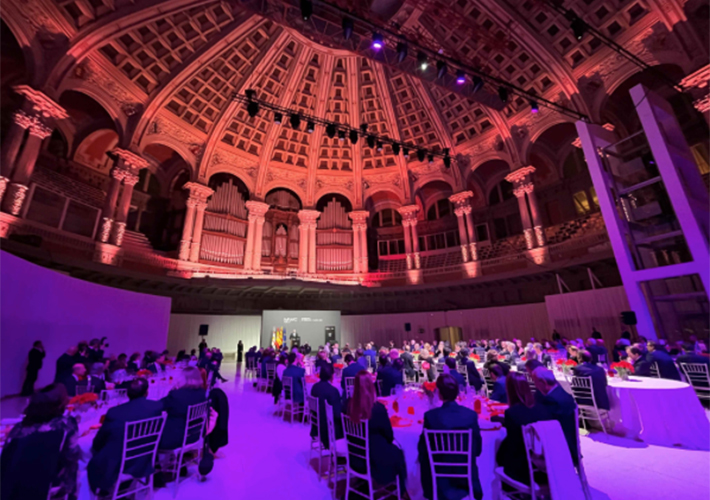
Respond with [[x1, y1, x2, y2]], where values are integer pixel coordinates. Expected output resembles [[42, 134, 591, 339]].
[[111, 148, 150, 170], [28, 121, 53, 140], [14, 85, 68, 120], [12, 110, 33, 129], [505, 166, 536, 184], [449, 190, 473, 211]]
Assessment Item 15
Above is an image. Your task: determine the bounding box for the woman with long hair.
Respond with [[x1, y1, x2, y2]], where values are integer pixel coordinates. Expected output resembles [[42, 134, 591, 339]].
[[159, 366, 208, 450], [347, 370, 407, 494], [494, 372, 550, 485]]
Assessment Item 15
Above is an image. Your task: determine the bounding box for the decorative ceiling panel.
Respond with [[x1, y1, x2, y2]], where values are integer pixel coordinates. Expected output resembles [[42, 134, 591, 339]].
[[318, 57, 353, 172], [358, 58, 397, 171]]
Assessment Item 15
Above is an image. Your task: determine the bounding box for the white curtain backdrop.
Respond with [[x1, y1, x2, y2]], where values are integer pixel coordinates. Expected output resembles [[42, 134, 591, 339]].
[[167, 314, 261, 356]]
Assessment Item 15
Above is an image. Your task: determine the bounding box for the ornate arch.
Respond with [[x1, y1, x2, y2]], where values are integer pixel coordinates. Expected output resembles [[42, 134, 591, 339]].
[[139, 135, 198, 180]]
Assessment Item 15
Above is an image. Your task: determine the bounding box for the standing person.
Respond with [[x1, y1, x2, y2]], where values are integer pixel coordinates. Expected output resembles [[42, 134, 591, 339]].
[[237, 341, 244, 364], [21, 341, 46, 396], [54, 346, 77, 383], [198, 338, 208, 353]]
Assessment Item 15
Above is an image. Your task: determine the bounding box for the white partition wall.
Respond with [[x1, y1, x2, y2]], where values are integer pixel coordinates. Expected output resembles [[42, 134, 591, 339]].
[[167, 314, 261, 356], [1, 251, 171, 397]]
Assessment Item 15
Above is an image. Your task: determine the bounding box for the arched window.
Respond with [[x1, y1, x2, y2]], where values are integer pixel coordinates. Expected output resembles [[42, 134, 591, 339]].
[[488, 180, 514, 205], [426, 199, 453, 220], [372, 209, 402, 228]]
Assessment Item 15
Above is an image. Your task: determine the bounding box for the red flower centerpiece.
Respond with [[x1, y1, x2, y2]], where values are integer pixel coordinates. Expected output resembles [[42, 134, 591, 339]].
[[413, 351, 421, 355], [611, 361, 634, 380], [136, 369, 152, 378], [68, 392, 99, 412], [555, 359, 564, 365], [498, 355, 507, 361], [562, 359, 577, 375], [333, 363, 344, 370], [422, 381, 437, 406], [469, 354, 480, 362]]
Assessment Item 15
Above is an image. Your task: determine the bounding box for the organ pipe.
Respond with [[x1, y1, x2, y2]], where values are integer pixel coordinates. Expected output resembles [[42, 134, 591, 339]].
[[316, 197, 353, 271], [198, 180, 248, 265]]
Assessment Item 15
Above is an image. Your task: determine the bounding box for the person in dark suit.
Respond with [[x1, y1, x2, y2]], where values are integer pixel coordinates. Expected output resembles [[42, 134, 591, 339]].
[[418, 374, 483, 500], [87, 339, 105, 365], [585, 338, 608, 365], [159, 367, 208, 450], [676, 342, 710, 366], [88, 362, 110, 395], [54, 346, 78, 383], [444, 357, 466, 390], [347, 371, 407, 494], [208, 388, 229, 455], [401, 345, 416, 379], [533, 343, 552, 368], [87, 378, 163, 495], [483, 350, 510, 376], [341, 354, 362, 396], [531, 368, 579, 465], [21, 341, 46, 396], [647, 341, 681, 380], [314, 350, 331, 373], [127, 353, 140, 374], [420, 350, 438, 382], [495, 372, 551, 485], [457, 349, 483, 392], [488, 364, 507, 403], [572, 351, 610, 410], [283, 353, 306, 405], [309, 364, 343, 449], [237, 341, 244, 364], [376, 355, 403, 397], [60, 363, 91, 397], [627, 346, 652, 377], [363, 343, 377, 370]]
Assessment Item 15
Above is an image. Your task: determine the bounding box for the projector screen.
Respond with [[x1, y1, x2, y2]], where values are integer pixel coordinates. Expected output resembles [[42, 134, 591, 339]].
[[261, 310, 341, 349]]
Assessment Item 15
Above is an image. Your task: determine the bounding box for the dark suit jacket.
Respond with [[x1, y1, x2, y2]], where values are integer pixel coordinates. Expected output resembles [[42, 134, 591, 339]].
[[489, 376, 507, 403], [27, 348, 45, 373], [401, 352, 415, 377], [450, 370, 466, 390], [461, 360, 483, 392], [363, 349, 377, 368], [341, 362, 364, 394], [418, 401, 483, 500], [573, 362, 610, 410], [496, 403, 551, 484], [589, 344, 609, 364], [283, 365, 306, 404], [91, 378, 107, 395], [315, 358, 330, 373], [540, 352, 552, 368], [55, 354, 75, 382], [208, 388, 229, 452], [534, 385, 579, 465], [649, 350, 681, 380], [87, 398, 163, 492], [376, 366, 403, 396], [309, 381, 343, 449], [677, 353, 710, 366], [159, 388, 207, 450], [633, 357, 653, 377], [60, 375, 90, 397]]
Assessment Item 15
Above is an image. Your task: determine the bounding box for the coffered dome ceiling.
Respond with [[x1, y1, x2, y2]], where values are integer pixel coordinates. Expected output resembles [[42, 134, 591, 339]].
[[7, 0, 705, 207]]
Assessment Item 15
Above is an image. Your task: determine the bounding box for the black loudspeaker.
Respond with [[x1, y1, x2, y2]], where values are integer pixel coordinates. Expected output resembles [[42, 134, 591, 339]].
[[620, 311, 637, 326], [325, 326, 336, 343], [199, 324, 209, 336], [404, 323, 412, 332]]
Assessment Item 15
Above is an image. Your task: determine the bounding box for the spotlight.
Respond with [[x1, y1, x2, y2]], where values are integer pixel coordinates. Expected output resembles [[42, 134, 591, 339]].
[[376, 141, 383, 152], [366, 135, 376, 149], [326, 123, 336, 139], [247, 100, 259, 118], [300, 0, 312, 21], [372, 33, 384, 51], [338, 129, 346, 141], [443, 148, 451, 168], [472, 76, 484, 93], [396, 42, 408, 63], [349, 130, 359, 144], [436, 60, 447, 79], [392, 143, 400, 155], [417, 149, 426, 162], [273, 112, 283, 124], [342, 17, 353, 40], [360, 123, 369, 135], [529, 100, 539, 114], [306, 121, 315, 133], [498, 86, 509, 104], [289, 113, 301, 129], [428, 154, 434, 164], [570, 17, 589, 40], [456, 70, 466, 85], [402, 146, 409, 159], [417, 52, 428, 71]]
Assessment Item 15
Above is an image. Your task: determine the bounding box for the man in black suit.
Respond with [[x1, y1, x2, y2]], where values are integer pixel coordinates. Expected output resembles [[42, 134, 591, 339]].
[[572, 350, 610, 410], [676, 342, 710, 366], [418, 374, 483, 500], [55, 346, 78, 383], [400, 345, 416, 379], [459, 349, 484, 392], [647, 341, 681, 380], [444, 357, 466, 390], [88, 362, 111, 395], [61, 363, 90, 397], [532, 367, 579, 465], [87, 338, 105, 365], [341, 354, 363, 396], [21, 341, 46, 396], [309, 364, 343, 449], [533, 343, 552, 368], [585, 338, 609, 365], [376, 355, 403, 397], [488, 364, 507, 403], [87, 378, 163, 495], [627, 346, 652, 377]]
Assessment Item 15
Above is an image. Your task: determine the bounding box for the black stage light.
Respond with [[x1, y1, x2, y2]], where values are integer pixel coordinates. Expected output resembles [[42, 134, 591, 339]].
[[396, 42, 408, 63], [456, 69, 466, 85], [247, 101, 259, 118], [376, 141, 383, 152], [392, 143, 401, 155], [300, 0, 312, 20], [436, 60, 447, 79], [371, 33, 384, 50], [290, 113, 301, 129], [417, 149, 426, 162], [366, 135, 376, 149], [472, 76, 484, 93], [498, 86, 509, 104], [273, 112, 283, 124], [360, 123, 369, 135], [417, 52, 428, 71], [338, 129, 346, 141], [571, 17, 589, 40], [326, 123, 336, 138], [342, 17, 354, 40], [306, 121, 315, 133], [349, 130, 359, 144], [529, 100, 539, 114], [402, 146, 409, 159], [428, 154, 434, 164], [443, 148, 451, 168]]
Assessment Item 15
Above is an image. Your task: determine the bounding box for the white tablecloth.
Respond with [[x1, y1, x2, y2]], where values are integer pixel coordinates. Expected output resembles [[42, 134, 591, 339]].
[[557, 374, 710, 449]]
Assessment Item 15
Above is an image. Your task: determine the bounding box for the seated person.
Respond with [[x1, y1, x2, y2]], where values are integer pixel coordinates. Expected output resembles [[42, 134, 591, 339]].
[[309, 364, 343, 449], [531, 368, 579, 465], [444, 357, 466, 390], [676, 342, 710, 368], [87, 378, 163, 495], [534, 343, 552, 368], [648, 341, 681, 380], [147, 353, 166, 374], [516, 348, 539, 372], [88, 362, 112, 394], [626, 346, 652, 377], [488, 364, 508, 403], [159, 367, 208, 450], [208, 388, 229, 456], [341, 354, 361, 397], [272, 355, 288, 404], [314, 350, 331, 373], [376, 355, 403, 397], [347, 371, 407, 494], [419, 350, 438, 382], [401, 345, 416, 379], [458, 349, 484, 392], [572, 350, 610, 410], [418, 374, 483, 500], [283, 353, 306, 405], [60, 363, 90, 397], [483, 350, 510, 376], [495, 372, 550, 485], [2, 384, 81, 500]]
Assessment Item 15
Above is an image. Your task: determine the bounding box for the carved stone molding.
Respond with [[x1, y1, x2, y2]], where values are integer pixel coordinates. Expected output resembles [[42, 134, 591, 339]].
[[210, 148, 257, 175], [315, 176, 354, 192], [111, 148, 149, 170], [14, 85, 68, 120], [505, 166, 536, 184], [449, 190, 473, 210], [362, 172, 402, 191], [298, 209, 321, 224], [74, 61, 141, 117], [266, 168, 307, 191], [246, 200, 270, 217], [397, 204, 419, 223], [183, 181, 214, 204], [147, 117, 205, 161]]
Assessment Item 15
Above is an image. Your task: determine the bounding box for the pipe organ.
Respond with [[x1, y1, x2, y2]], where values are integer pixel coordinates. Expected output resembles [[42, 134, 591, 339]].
[[199, 180, 248, 265], [316, 198, 353, 271]]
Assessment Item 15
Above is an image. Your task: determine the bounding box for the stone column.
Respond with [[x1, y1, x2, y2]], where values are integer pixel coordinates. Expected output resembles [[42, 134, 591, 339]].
[[245, 201, 270, 271], [450, 191, 474, 262], [410, 220, 421, 270], [349, 210, 369, 274], [526, 184, 546, 247], [297, 221, 308, 273], [97, 163, 127, 242], [402, 220, 413, 269], [183, 182, 214, 263], [297, 209, 321, 274], [398, 205, 420, 273], [189, 201, 207, 262], [308, 221, 318, 274], [110, 170, 139, 247], [1, 111, 33, 178], [506, 166, 537, 250], [179, 199, 198, 261], [464, 208, 478, 261]]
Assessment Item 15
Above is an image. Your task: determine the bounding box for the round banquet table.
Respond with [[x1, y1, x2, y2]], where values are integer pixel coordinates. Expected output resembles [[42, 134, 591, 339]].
[[556, 373, 710, 449], [379, 394, 506, 500]]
